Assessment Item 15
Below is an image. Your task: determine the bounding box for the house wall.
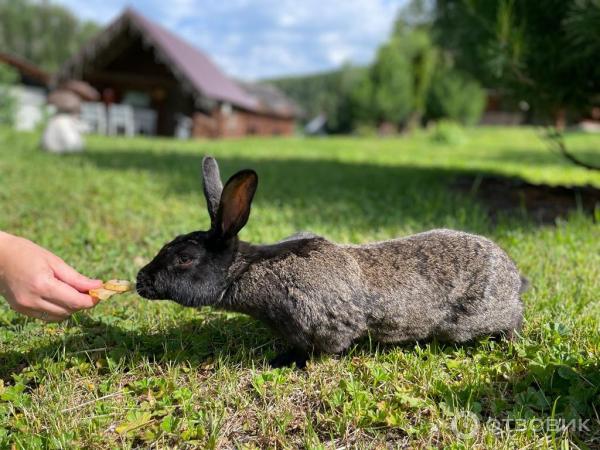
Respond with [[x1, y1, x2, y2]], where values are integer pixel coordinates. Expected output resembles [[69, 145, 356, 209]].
[[11, 85, 47, 131], [192, 106, 295, 138]]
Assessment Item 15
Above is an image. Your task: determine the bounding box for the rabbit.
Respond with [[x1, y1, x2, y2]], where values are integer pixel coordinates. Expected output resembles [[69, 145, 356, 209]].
[[136, 156, 526, 368]]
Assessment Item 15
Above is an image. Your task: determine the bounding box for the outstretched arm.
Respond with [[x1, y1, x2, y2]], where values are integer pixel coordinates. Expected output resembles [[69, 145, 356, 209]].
[[0, 231, 102, 322]]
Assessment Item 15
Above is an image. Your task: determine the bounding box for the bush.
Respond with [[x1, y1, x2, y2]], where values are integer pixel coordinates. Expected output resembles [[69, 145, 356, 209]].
[[354, 123, 378, 137], [0, 63, 18, 127], [429, 119, 467, 145], [427, 69, 486, 126]]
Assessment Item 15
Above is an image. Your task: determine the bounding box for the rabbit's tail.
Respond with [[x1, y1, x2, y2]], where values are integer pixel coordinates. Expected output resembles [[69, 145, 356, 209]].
[[519, 275, 530, 294]]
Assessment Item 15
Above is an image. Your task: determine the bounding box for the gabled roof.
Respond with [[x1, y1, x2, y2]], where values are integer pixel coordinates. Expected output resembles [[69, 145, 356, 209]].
[[239, 81, 300, 118], [57, 8, 260, 111]]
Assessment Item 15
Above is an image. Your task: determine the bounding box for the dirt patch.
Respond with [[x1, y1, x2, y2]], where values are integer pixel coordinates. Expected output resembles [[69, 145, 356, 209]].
[[454, 175, 600, 224]]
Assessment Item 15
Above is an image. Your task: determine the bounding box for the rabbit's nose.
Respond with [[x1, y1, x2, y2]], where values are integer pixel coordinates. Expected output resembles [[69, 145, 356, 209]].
[[135, 273, 156, 298], [135, 272, 148, 286]]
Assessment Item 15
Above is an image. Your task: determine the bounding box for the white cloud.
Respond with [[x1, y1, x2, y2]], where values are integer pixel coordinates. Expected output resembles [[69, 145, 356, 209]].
[[55, 0, 124, 23], [53, 0, 405, 79]]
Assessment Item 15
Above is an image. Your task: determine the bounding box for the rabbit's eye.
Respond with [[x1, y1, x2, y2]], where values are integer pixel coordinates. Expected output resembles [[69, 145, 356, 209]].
[[175, 256, 195, 268]]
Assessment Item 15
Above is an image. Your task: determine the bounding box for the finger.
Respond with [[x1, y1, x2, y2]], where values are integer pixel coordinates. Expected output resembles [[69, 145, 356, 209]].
[[48, 256, 102, 292], [38, 299, 73, 322], [44, 279, 96, 311], [16, 303, 70, 322], [39, 298, 74, 317]]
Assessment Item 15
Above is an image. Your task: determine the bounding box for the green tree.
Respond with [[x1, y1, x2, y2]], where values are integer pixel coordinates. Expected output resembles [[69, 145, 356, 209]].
[[433, 0, 600, 168], [401, 27, 438, 130], [0, 0, 99, 72], [268, 65, 368, 133], [0, 63, 18, 126], [360, 16, 439, 131], [427, 63, 486, 126], [349, 71, 376, 127], [326, 64, 369, 133], [370, 36, 414, 126], [269, 0, 491, 134]]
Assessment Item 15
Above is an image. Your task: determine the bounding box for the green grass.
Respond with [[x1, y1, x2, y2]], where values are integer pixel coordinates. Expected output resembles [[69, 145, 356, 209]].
[[0, 126, 599, 449]]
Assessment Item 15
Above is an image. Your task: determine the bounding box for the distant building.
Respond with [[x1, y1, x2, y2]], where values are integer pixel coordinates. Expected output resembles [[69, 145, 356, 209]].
[[0, 52, 49, 131], [479, 89, 525, 126], [55, 8, 297, 138]]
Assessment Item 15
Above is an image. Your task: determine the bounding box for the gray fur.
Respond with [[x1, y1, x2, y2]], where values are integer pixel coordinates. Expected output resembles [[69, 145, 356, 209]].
[[137, 157, 525, 357], [223, 230, 524, 353], [279, 231, 321, 242]]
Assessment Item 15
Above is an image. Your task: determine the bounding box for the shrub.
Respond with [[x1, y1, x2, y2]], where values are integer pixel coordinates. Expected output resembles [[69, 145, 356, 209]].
[[427, 69, 486, 126], [354, 123, 378, 137], [429, 119, 467, 145]]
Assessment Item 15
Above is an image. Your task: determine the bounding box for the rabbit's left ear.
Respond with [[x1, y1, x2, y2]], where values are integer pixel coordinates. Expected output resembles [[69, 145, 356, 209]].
[[202, 156, 223, 228], [214, 169, 258, 239]]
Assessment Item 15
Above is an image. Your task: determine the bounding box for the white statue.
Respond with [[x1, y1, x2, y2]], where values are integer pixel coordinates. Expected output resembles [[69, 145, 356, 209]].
[[41, 113, 85, 153], [41, 81, 99, 154]]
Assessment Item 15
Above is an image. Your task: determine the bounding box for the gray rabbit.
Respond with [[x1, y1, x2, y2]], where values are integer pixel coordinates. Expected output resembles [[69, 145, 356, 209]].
[[136, 157, 525, 367]]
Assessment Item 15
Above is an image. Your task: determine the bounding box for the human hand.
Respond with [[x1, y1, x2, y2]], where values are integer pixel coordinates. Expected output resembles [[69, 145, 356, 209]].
[[0, 232, 102, 322]]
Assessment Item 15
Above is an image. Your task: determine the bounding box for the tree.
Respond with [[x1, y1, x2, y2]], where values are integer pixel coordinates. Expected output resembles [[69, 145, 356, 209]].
[[396, 25, 438, 130], [0, 0, 99, 72], [349, 71, 376, 128], [433, 0, 600, 169], [0, 63, 18, 126], [268, 65, 368, 134], [325, 64, 369, 133], [370, 36, 414, 126], [362, 22, 439, 131], [427, 63, 486, 126], [269, 0, 489, 134]]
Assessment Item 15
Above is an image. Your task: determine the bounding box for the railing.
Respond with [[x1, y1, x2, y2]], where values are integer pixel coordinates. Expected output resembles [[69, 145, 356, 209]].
[[80, 102, 157, 136]]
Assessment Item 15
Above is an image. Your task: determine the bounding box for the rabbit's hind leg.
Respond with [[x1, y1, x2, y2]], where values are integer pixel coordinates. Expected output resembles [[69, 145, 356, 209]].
[[503, 314, 523, 342]]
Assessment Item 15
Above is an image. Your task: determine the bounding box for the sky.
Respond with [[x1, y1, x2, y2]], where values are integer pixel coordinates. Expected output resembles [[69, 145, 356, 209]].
[[53, 0, 406, 80]]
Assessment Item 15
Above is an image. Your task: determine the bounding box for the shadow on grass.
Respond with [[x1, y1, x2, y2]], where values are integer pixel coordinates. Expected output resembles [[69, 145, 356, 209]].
[[453, 174, 600, 224], [73, 148, 599, 229], [0, 313, 277, 381], [74, 148, 492, 235]]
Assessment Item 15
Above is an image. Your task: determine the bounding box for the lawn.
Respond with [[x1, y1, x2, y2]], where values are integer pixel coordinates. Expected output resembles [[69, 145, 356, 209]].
[[0, 126, 599, 449]]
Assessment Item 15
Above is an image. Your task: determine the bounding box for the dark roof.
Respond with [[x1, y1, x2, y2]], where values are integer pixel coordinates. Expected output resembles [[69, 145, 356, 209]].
[[57, 8, 266, 112], [239, 82, 300, 118], [0, 52, 49, 87], [127, 10, 258, 111]]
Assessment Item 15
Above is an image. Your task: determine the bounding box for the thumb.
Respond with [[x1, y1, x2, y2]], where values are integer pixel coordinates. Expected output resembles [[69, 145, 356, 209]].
[[49, 256, 103, 292]]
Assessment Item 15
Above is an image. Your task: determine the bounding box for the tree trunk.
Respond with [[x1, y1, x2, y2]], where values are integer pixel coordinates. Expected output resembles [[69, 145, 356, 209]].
[[404, 111, 422, 133], [553, 107, 567, 131]]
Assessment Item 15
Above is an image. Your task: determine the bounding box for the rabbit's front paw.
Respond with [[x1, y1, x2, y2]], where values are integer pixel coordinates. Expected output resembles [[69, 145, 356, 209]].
[[269, 349, 309, 369]]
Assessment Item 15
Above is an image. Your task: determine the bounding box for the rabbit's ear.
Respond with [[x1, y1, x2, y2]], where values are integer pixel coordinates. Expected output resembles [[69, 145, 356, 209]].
[[202, 156, 223, 227], [215, 169, 258, 239]]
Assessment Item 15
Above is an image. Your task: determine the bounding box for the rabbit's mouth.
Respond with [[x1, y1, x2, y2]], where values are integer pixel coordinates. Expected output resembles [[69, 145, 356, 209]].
[[135, 275, 159, 299], [136, 283, 157, 299]]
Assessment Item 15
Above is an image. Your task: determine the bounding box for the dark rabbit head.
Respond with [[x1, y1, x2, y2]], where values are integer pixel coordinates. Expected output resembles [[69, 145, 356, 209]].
[[136, 157, 257, 306]]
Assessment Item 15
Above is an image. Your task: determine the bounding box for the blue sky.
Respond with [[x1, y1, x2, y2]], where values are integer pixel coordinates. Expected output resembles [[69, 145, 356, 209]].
[[54, 0, 405, 80]]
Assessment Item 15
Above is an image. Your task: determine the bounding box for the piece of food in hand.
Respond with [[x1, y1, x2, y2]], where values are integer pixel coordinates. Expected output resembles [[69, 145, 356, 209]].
[[89, 287, 118, 303], [89, 280, 133, 304], [104, 279, 133, 293]]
